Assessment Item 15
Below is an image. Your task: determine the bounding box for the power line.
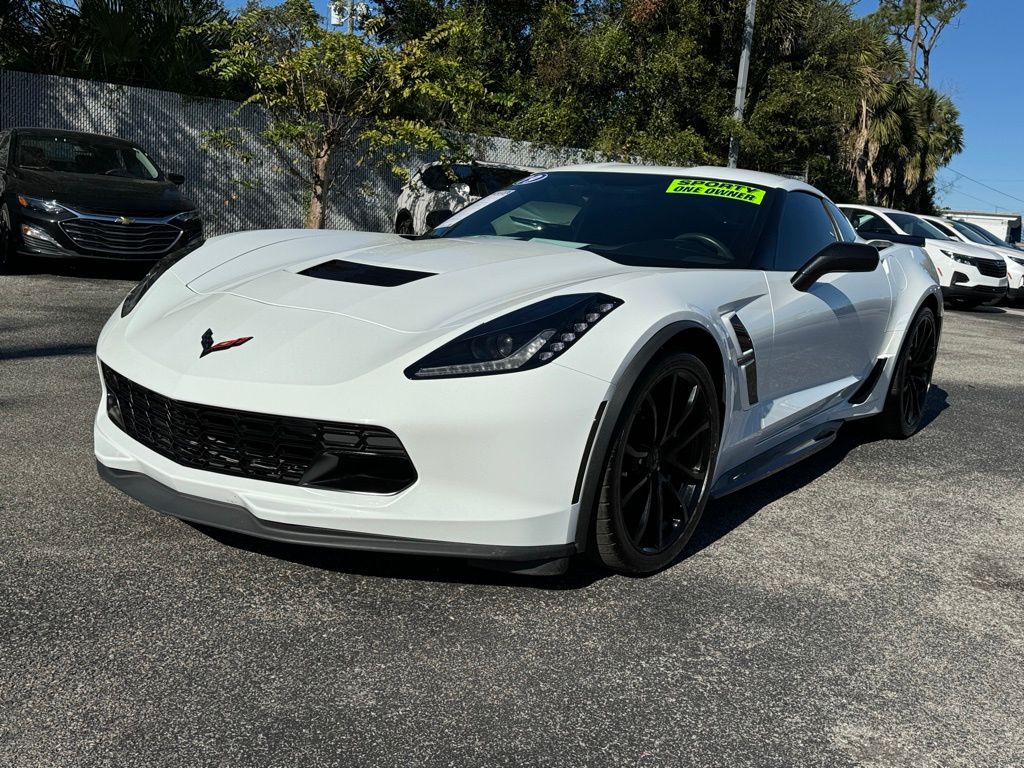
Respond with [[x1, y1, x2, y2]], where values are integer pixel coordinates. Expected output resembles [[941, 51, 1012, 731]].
[[945, 168, 1024, 207]]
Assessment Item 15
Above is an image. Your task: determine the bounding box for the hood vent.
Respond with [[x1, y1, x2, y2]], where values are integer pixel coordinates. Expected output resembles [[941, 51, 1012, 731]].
[[300, 259, 434, 287]]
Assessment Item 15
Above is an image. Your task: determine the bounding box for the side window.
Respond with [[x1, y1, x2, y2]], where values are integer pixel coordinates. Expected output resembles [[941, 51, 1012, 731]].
[[774, 192, 838, 271], [0, 132, 9, 170], [845, 209, 896, 236], [420, 166, 449, 192], [824, 199, 858, 242]]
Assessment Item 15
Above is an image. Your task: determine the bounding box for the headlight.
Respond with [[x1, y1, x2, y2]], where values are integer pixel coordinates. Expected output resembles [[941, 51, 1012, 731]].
[[1011, 256, 1024, 267], [174, 210, 201, 223], [405, 293, 623, 379], [17, 195, 70, 216], [940, 250, 973, 265], [120, 251, 188, 317]]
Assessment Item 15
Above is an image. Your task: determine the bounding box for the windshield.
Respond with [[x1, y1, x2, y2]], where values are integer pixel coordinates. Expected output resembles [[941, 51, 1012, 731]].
[[952, 220, 1007, 246], [431, 171, 776, 269], [16, 134, 161, 179], [889, 212, 950, 240]]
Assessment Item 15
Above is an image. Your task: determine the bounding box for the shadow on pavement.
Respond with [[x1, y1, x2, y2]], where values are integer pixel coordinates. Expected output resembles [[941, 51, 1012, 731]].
[[188, 386, 951, 589]]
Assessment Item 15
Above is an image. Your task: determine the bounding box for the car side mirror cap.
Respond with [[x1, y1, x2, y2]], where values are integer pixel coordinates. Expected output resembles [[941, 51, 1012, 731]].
[[167, 172, 185, 185], [791, 241, 880, 292]]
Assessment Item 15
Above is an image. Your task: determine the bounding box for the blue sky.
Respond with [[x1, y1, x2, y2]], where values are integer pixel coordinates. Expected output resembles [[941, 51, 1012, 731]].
[[226, 0, 1022, 216]]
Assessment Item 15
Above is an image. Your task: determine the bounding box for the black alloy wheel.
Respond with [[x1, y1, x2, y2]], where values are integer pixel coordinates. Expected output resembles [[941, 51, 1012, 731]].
[[874, 306, 938, 439], [594, 353, 720, 574]]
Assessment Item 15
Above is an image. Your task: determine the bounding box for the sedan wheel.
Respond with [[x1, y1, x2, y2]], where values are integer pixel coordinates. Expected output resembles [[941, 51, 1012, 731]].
[[594, 353, 720, 574], [0, 205, 14, 274]]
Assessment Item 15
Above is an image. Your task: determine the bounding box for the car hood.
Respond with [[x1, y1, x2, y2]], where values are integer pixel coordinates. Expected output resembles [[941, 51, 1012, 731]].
[[14, 168, 194, 216], [185, 232, 640, 333]]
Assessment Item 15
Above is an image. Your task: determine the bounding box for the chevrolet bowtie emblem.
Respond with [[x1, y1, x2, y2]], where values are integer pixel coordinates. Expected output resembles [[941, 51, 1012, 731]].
[[200, 328, 253, 358], [115, 216, 133, 225]]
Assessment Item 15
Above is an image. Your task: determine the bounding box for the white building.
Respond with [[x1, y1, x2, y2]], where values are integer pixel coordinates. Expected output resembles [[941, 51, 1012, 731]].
[[944, 210, 1022, 244]]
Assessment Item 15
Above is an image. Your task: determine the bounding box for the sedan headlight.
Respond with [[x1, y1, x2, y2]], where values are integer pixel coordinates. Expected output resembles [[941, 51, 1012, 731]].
[[940, 250, 973, 265], [17, 195, 71, 216], [120, 251, 188, 317], [174, 210, 201, 223], [1011, 256, 1024, 267], [405, 293, 623, 379]]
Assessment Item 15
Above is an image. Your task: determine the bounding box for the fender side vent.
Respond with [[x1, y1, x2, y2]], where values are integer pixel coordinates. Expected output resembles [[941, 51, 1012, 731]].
[[849, 358, 887, 404], [300, 260, 434, 286], [728, 314, 758, 405]]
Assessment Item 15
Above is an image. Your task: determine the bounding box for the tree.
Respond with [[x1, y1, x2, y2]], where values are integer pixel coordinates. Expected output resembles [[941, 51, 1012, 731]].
[[202, 0, 489, 228], [875, 0, 965, 87]]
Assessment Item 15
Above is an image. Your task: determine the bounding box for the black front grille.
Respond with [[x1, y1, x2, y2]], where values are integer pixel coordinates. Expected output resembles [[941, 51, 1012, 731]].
[[102, 365, 416, 493], [62, 219, 181, 256], [974, 257, 1007, 278]]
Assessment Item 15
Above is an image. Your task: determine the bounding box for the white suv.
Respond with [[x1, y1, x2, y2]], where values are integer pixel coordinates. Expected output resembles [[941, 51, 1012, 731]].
[[395, 161, 540, 236], [917, 214, 1024, 303], [838, 204, 1008, 308]]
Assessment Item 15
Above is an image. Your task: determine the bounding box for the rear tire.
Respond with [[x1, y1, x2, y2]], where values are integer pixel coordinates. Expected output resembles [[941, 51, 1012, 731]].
[[869, 306, 938, 439], [593, 353, 720, 574]]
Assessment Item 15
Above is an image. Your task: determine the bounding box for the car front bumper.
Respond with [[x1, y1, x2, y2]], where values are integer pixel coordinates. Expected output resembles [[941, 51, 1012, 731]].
[[941, 284, 1007, 304], [93, 352, 613, 560]]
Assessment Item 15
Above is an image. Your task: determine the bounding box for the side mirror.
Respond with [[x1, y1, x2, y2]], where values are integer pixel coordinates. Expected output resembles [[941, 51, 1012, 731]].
[[167, 172, 185, 185], [791, 241, 879, 292], [448, 181, 470, 200]]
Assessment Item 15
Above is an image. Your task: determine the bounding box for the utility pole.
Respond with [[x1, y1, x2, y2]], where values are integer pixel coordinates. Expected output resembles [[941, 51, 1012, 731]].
[[727, 0, 757, 169]]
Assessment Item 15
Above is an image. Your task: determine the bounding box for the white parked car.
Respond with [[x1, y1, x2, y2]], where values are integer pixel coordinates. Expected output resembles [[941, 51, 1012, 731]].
[[394, 161, 540, 235], [839, 204, 1008, 308], [917, 214, 1024, 303], [95, 165, 941, 576]]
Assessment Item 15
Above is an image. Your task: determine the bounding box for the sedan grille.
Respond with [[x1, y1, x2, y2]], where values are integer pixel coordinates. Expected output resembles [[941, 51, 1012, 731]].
[[973, 257, 1007, 278], [102, 365, 417, 493], [61, 219, 181, 256]]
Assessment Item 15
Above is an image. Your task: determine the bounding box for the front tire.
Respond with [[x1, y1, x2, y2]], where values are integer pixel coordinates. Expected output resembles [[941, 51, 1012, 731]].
[[395, 212, 415, 235], [593, 353, 720, 574], [0, 204, 16, 274], [871, 306, 938, 439]]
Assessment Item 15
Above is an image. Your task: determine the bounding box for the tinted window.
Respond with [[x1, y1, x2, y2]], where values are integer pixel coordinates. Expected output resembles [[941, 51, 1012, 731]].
[[953, 219, 1007, 246], [823, 199, 858, 242], [774, 192, 838, 270], [844, 208, 897, 236], [926, 218, 961, 239], [432, 172, 776, 269], [469, 167, 532, 196], [420, 166, 450, 191], [888, 212, 950, 240]]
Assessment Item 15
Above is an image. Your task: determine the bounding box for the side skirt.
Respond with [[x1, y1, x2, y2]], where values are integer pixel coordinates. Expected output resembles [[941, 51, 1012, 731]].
[[709, 420, 843, 499]]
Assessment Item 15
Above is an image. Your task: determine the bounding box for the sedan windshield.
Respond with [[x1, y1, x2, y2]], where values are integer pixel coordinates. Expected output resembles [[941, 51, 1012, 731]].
[[430, 171, 776, 269], [16, 134, 161, 180]]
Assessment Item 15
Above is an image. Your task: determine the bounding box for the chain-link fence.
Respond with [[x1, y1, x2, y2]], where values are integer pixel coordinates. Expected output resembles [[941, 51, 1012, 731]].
[[0, 69, 589, 235]]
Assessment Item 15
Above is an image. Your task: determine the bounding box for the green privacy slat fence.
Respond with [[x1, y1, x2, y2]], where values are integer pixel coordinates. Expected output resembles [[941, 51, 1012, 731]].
[[0, 69, 591, 235]]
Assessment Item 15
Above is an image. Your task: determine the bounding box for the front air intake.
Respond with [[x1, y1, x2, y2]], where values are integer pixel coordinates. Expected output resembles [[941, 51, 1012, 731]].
[[102, 364, 417, 494]]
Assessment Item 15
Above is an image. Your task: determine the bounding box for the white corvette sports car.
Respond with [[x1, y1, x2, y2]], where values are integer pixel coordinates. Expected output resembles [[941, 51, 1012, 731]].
[[94, 165, 942, 575]]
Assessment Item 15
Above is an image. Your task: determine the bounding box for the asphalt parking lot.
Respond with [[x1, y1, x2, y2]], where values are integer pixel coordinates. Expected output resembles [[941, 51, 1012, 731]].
[[2, 266, 1023, 768]]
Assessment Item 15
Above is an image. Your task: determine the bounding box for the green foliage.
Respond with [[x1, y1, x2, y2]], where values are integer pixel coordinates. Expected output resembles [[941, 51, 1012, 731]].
[[1, 0, 231, 96], [200, 0, 490, 227]]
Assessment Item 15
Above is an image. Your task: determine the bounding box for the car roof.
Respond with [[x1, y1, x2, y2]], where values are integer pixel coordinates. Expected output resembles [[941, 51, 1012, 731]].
[[837, 202, 916, 218], [543, 163, 824, 194], [10, 127, 139, 147]]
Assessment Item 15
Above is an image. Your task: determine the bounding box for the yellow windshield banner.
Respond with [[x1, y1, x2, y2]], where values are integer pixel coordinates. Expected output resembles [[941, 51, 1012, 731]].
[[666, 178, 766, 205]]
